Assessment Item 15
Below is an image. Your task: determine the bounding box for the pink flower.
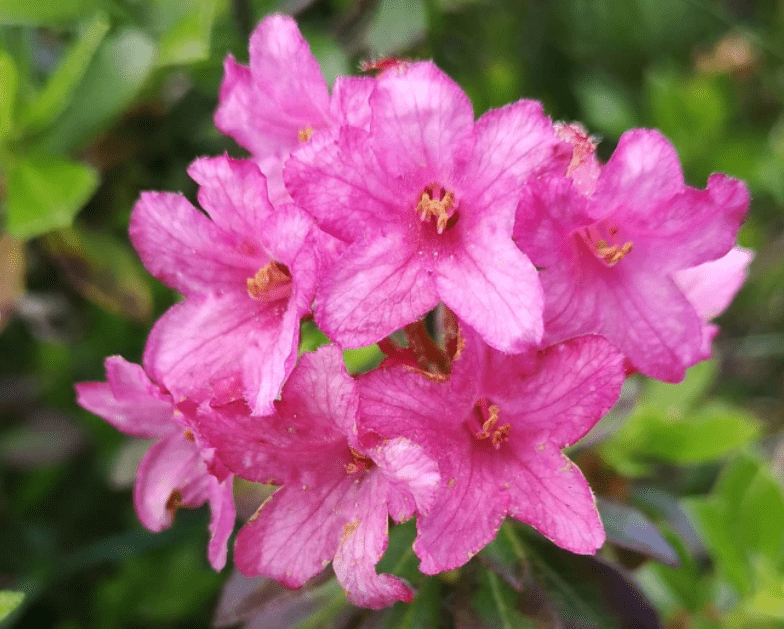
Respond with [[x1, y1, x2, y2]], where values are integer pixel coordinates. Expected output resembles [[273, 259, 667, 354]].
[[196, 346, 440, 609], [215, 14, 374, 204], [358, 328, 625, 574], [130, 155, 332, 415], [514, 129, 749, 381], [75, 357, 235, 570], [285, 61, 570, 353]]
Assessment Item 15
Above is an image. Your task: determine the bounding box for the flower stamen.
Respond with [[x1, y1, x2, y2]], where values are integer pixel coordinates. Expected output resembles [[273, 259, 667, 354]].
[[298, 126, 314, 142], [581, 223, 633, 267], [247, 261, 292, 301], [417, 184, 456, 234], [345, 447, 374, 474], [470, 399, 510, 450]]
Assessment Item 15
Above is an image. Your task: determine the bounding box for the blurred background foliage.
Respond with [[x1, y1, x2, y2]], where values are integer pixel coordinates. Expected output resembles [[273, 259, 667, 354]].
[[1, 0, 784, 627]]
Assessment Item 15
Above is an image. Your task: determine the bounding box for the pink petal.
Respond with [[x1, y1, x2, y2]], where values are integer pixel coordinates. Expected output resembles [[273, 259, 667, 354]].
[[505, 446, 604, 554], [233, 472, 354, 588], [333, 476, 414, 608], [370, 437, 441, 522], [592, 129, 684, 220], [134, 431, 209, 532], [674, 245, 753, 321], [207, 478, 237, 570], [75, 357, 172, 438], [129, 192, 255, 297], [436, 230, 543, 352], [330, 75, 375, 129], [187, 156, 274, 236], [314, 232, 437, 348], [468, 100, 570, 219], [368, 61, 474, 177]]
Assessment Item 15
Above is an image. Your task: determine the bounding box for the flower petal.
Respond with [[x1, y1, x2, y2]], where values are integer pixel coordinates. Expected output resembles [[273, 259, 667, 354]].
[[75, 356, 172, 438], [315, 232, 437, 348], [207, 478, 237, 570]]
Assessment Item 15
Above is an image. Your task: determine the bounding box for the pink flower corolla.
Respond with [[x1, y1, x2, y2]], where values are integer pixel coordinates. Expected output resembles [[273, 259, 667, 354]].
[[358, 327, 625, 574], [196, 346, 440, 609], [131, 155, 333, 415], [514, 129, 749, 381], [215, 14, 374, 204], [285, 61, 571, 353], [75, 357, 235, 570]]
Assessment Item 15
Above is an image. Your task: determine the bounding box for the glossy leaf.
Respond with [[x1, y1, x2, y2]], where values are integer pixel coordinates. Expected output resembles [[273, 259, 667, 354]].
[[0, 591, 24, 622], [4, 153, 99, 240], [597, 498, 679, 567], [156, 0, 221, 67], [18, 12, 110, 134]]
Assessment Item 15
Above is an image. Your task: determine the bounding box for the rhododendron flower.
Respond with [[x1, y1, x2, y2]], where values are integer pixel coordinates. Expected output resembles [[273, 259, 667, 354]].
[[75, 357, 235, 570], [286, 61, 570, 353], [215, 14, 374, 203], [131, 155, 332, 415], [514, 129, 749, 381], [196, 346, 440, 608], [358, 328, 625, 574]]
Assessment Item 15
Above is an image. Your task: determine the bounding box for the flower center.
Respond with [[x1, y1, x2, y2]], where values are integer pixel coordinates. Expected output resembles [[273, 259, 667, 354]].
[[246, 261, 292, 301], [468, 398, 510, 450], [580, 222, 633, 267], [298, 126, 314, 142], [345, 447, 374, 474], [416, 184, 458, 234]]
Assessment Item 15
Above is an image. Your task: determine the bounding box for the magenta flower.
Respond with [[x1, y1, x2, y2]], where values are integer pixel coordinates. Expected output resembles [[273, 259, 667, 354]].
[[514, 129, 749, 381], [215, 14, 374, 204], [75, 357, 235, 570], [130, 155, 332, 415], [285, 61, 570, 353], [196, 346, 440, 608], [358, 328, 625, 574]]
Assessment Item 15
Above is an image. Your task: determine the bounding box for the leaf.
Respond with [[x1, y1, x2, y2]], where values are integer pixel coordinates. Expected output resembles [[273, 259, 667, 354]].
[[18, 12, 110, 134], [644, 359, 716, 413], [574, 74, 638, 139], [343, 344, 383, 375], [0, 0, 98, 25], [381, 578, 441, 629], [4, 153, 99, 240], [365, 0, 426, 54], [597, 498, 680, 567], [156, 0, 221, 66], [34, 28, 156, 154], [0, 47, 17, 141], [40, 226, 153, 322], [0, 591, 24, 622], [641, 402, 759, 464]]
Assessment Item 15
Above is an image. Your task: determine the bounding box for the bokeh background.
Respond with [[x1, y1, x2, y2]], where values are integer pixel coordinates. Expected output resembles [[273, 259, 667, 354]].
[[1, 0, 784, 627]]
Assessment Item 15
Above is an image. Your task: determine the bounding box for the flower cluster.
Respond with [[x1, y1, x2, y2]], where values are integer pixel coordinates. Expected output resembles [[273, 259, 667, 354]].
[[76, 14, 751, 609]]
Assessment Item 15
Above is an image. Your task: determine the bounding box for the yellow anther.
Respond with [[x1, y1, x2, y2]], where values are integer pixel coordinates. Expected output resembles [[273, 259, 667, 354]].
[[417, 186, 455, 234], [247, 261, 291, 300], [298, 126, 315, 142]]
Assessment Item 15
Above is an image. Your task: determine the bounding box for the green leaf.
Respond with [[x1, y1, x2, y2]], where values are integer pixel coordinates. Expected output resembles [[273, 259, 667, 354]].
[[343, 344, 383, 375], [0, 48, 17, 142], [0, 0, 98, 25], [574, 73, 638, 139], [644, 359, 716, 413], [598, 498, 680, 566], [156, 0, 221, 66], [471, 570, 536, 629], [4, 154, 99, 240], [35, 28, 156, 153], [0, 591, 25, 622], [382, 578, 442, 629], [365, 0, 426, 54], [641, 403, 759, 464], [18, 13, 110, 135]]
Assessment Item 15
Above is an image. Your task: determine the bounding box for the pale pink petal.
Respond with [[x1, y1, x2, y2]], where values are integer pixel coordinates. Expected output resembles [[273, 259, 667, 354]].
[[369, 437, 441, 522], [75, 357, 172, 438], [436, 231, 543, 352], [214, 56, 262, 154], [129, 192, 256, 296], [134, 431, 207, 532], [234, 471, 355, 588], [468, 100, 570, 220], [505, 447, 604, 554], [674, 246, 753, 321], [592, 129, 684, 220], [330, 75, 375, 129], [368, 62, 474, 177], [207, 479, 237, 570], [315, 232, 437, 348], [333, 477, 414, 608]]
